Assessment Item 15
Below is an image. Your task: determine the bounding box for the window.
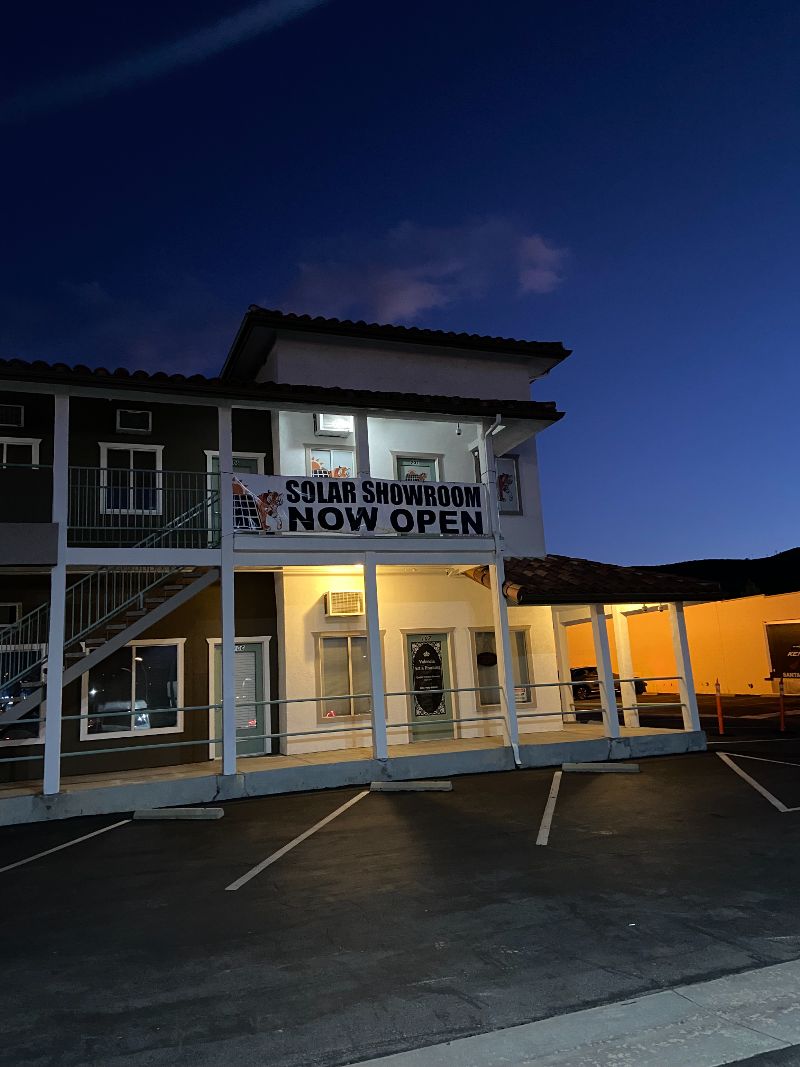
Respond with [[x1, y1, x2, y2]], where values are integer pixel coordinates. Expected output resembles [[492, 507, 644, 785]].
[[307, 446, 354, 479], [0, 404, 24, 428], [116, 409, 152, 434], [82, 641, 183, 739], [395, 455, 440, 482], [0, 437, 40, 466], [318, 634, 371, 719], [473, 629, 535, 707], [0, 643, 45, 746], [0, 603, 20, 626], [99, 443, 163, 514]]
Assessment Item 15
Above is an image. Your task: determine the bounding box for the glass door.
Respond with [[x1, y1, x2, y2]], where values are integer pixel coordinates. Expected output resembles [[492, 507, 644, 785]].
[[405, 632, 454, 742], [213, 640, 269, 756]]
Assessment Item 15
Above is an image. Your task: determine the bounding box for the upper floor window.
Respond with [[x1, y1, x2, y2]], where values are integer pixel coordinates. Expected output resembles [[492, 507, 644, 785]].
[[99, 443, 163, 514], [0, 404, 24, 428], [395, 454, 441, 482], [0, 437, 40, 467], [307, 446, 354, 479]]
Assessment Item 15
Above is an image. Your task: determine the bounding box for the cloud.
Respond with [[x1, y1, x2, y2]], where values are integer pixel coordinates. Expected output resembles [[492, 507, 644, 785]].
[[285, 217, 568, 322], [0, 0, 330, 123]]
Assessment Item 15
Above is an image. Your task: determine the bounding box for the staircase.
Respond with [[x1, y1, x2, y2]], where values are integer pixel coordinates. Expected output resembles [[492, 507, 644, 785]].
[[0, 490, 221, 728]]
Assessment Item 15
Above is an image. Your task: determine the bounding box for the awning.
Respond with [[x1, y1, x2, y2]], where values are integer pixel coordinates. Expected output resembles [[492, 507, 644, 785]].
[[463, 554, 720, 606]]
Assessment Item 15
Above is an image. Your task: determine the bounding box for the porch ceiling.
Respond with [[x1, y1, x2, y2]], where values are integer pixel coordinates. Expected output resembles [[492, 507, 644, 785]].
[[463, 554, 720, 606]]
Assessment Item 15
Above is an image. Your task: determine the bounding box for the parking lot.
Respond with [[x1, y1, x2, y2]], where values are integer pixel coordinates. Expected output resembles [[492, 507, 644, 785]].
[[5, 744, 800, 1067]]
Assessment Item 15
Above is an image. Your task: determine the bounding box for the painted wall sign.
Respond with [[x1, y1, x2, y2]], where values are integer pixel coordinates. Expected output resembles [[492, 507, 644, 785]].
[[765, 622, 800, 679], [410, 638, 446, 716], [231, 474, 487, 536]]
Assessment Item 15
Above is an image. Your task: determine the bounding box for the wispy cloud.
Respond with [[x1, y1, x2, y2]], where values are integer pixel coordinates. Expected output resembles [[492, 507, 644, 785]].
[[285, 217, 568, 322], [0, 0, 329, 123]]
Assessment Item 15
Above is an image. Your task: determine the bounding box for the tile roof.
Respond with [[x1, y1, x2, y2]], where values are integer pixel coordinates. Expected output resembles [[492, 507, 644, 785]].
[[226, 305, 571, 368], [0, 357, 563, 423], [465, 555, 720, 605]]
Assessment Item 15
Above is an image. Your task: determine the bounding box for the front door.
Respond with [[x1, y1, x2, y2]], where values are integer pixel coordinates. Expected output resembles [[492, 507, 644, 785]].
[[406, 632, 454, 742], [213, 640, 269, 756], [209, 454, 261, 540]]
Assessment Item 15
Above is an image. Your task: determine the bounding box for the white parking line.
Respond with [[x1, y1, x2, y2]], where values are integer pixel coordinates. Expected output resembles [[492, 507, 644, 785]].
[[716, 752, 789, 813], [225, 790, 370, 891], [536, 771, 562, 846], [0, 819, 131, 875]]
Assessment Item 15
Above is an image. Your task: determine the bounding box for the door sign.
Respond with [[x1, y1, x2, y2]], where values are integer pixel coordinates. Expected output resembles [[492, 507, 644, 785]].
[[410, 637, 446, 717]]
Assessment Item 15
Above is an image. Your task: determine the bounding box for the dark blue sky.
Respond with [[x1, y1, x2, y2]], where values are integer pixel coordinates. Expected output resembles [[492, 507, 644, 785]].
[[2, 1, 798, 565]]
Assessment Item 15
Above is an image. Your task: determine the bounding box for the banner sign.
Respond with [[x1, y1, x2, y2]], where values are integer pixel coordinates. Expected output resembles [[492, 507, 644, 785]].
[[765, 622, 800, 679], [232, 474, 487, 536]]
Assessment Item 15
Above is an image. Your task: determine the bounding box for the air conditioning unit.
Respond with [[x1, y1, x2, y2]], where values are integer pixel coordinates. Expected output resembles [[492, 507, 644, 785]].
[[314, 412, 354, 438], [0, 404, 24, 428], [325, 590, 364, 617], [116, 409, 152, 434]]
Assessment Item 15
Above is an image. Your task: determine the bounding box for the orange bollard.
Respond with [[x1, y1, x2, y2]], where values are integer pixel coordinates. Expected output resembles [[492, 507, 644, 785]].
[[715, 678, 724, 736], [779, 676, 786, 733]]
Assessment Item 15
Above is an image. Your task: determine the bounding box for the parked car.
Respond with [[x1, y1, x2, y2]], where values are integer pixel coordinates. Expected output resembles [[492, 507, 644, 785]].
[[570, 666, 647, 702]]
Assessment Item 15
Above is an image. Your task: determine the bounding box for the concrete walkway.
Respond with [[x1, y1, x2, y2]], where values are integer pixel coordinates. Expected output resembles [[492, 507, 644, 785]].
[[349, 958, 800, 1067]]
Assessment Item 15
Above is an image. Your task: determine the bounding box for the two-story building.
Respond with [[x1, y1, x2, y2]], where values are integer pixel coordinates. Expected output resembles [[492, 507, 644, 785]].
[[0, 308, 715, 824]]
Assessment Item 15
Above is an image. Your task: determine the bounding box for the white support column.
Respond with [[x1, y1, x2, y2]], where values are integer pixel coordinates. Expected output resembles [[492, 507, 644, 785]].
[[611, 607, 639, 728], [43, 394, 69, 796], [477, 423, 520, 752], [218, 405, 237, 776], [668, 601, 700, 732], [589, 604, 620, 739], [355, 414, 370, 478], [363, 554, 388, 760], [551, 609, 577, 723], [489, 559, 521, 748]]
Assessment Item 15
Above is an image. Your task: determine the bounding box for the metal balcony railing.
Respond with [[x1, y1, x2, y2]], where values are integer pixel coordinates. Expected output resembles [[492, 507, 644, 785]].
[[68, 467, 220, 547]]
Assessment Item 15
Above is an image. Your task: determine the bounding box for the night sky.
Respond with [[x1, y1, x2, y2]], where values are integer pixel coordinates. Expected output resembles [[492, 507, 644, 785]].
[[2, 1, 798, 566]]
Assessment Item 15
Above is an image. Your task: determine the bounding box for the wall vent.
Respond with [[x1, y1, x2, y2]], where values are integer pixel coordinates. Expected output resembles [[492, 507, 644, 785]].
[[116, 409, 152, 434], [0, 404, 24, 428], [325, 590, 364, 617]]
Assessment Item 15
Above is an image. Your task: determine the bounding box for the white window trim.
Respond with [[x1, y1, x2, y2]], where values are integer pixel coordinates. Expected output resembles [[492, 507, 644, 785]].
[[205, 635, 272, 759], [115, 409, 153, 435], [0, 437, 41, 466], [316, 630, 376, 723], [305, 444, 356, 479], [392, 451, 444, 482], [98, 442, 164, 516], [0, 403, 24, 429], [79, 638, 185, 741], [469, 626, 537, 709], [0, 602, 22, 625], [0, 642, 46, 747]]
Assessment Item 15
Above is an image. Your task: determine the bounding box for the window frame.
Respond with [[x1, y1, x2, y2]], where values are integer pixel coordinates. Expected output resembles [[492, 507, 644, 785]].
[[0, 437, 41, 466], [0, 641, 46, 747], [0, 602, 22, 626], [115, 409, 153, 435], [470, 626, 536, 709], [316, 630, 374, 722], [0, 403, 24, 429], [98, 442, 164, 516], [393, 452, 443, 483], [79, 638, 185, 740], [305, 444, 355, 479]]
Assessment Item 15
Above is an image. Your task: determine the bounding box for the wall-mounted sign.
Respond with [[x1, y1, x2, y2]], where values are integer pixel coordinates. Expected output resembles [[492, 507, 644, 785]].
[[231, 474, 487, 537], [496, 455, 522, 515], [765, 622, 800, 680]]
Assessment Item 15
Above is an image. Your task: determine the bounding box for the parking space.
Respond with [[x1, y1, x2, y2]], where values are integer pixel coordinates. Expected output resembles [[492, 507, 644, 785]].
[[5, 752, 800, 1066]]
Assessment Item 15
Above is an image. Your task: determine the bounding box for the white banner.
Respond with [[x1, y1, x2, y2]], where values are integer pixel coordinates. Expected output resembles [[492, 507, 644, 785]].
[[232, 474, 487, 536]]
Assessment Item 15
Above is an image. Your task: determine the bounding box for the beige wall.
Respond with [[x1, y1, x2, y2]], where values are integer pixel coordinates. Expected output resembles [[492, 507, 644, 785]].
[[565, 592, 800, 696], [277, 567, 561, 753]]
